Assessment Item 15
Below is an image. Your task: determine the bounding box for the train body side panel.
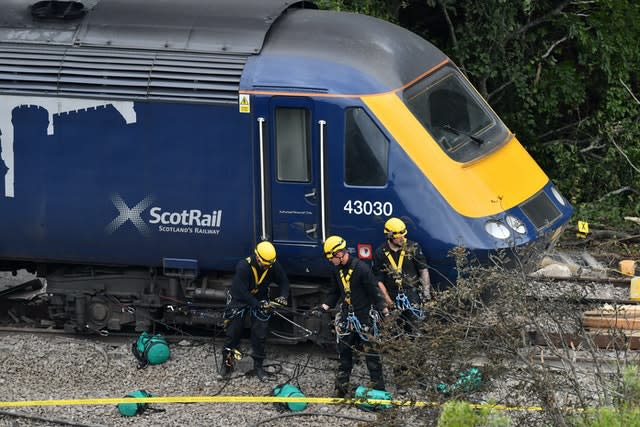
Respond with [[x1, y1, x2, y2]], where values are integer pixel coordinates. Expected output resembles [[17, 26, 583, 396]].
[[0, 96, 254, 271]]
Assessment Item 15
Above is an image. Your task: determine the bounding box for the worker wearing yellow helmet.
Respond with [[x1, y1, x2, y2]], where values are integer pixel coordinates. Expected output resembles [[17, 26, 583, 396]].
[[318, 235, 389, 398], [373, 218, 431, 392], [373, 217, 431, 318], [220, 240, 289, 382]]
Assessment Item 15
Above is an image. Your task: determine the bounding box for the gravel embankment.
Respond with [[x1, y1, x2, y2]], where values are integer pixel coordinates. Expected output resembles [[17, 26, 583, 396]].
[[0, 264, 634, 426], [0, 334, 395, 427]]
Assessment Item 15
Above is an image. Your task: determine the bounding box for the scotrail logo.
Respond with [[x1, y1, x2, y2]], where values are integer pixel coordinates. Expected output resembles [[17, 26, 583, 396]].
[[105, 194, 155, 237], [106, 194, 223, 236]]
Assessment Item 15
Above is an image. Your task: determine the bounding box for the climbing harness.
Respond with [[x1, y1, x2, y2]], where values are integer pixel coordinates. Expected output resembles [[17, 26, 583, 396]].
[[338, 266, 354, 306], [252, 300, 272, 321], [334, 311, 348, 342], [334, 261, 381, 342], [345, 311, 369, 341], [247, 256, 270, 296], [384, 247, 409, 298], [384, 245, 425, 320], [384, 247, 406, 274], [335, 310, 376, 342], [223, 306, 246, 327], [369, 307, 381, 338], [225, 254, 275, 324], [395, 292, 425, 320]]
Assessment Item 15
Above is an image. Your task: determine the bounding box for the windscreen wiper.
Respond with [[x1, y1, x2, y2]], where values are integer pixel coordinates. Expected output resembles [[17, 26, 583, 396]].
[[441, 124, 484, 145]]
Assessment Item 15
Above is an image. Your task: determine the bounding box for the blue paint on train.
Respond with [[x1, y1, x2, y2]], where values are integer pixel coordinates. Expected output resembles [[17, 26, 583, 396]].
[[0, 100, 255, 271]]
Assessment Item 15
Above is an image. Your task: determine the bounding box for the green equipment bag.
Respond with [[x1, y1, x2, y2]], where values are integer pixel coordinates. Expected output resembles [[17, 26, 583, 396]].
[[131, 332, 170, 369], [437, 367, 482, 396], [354, 386, 393, 411], [117, 390, 152, 417], [273, 383, 307, 412]]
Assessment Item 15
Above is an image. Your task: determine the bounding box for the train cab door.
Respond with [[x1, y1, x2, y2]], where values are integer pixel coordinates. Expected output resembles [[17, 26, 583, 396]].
[[254, 96, 326, 275]]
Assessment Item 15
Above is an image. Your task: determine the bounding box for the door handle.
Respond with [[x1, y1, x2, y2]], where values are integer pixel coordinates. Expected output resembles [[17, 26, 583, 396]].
[[304, 188, 317, 201], [305, 224, 317, 238]]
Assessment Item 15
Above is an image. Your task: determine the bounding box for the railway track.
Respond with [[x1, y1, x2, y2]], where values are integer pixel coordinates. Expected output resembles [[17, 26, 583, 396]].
[[1, 249, 637, 347], [0, 275, 636, 323]]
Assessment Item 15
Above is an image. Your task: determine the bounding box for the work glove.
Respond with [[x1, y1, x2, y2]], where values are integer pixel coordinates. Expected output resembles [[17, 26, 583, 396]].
[[273, 296, 288, 307]]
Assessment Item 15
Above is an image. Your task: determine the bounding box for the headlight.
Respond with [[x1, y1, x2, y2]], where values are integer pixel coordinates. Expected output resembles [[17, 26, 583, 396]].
[[505, 215, 527, 234], [485, 221, 511, 239], [551, 186, 566, 206]]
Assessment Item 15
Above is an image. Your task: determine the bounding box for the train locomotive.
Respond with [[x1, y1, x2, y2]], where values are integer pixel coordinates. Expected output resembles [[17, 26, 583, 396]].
[[0, 0, 573, 341]]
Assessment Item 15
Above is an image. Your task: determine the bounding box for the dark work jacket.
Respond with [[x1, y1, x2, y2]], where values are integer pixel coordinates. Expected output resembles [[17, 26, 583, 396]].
[[228, 255, 289, 309], [372, 239, 429, 300], [325, 257, 386, 322]]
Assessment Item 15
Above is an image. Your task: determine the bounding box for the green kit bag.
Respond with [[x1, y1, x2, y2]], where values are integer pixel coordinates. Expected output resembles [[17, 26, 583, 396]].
[[131, 332, 170, 368], [117, 390, 152, 417], [273, 383, 307, 411], [354, 386, 393, 411]]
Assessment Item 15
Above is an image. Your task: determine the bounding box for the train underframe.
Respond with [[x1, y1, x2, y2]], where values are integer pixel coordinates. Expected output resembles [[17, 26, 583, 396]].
[[8, 265, 334, 344]]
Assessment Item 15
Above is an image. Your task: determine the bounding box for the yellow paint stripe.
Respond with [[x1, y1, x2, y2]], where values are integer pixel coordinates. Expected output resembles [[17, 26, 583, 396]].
[[363, 92, 548, 218], [0, 395, 550, 412]]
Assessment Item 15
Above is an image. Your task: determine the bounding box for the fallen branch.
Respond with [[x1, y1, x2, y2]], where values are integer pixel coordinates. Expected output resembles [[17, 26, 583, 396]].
[[625, 217, 640, 227], [609, 134, 640, 173], [620, 78, 640, 105], [576, 228, 633, 240], [599, 186, 634, 200]]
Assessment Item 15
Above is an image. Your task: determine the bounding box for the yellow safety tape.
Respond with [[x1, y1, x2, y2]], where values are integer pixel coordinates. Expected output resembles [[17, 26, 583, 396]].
[[0, 395, 547, 412], [471, 403, 544, 412]]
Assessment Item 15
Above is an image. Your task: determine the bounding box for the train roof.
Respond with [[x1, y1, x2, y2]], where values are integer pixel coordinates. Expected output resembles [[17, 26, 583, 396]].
[[1, 0, 316, 54], [0, 0, 447, 102], [248, 9, 448, 95]]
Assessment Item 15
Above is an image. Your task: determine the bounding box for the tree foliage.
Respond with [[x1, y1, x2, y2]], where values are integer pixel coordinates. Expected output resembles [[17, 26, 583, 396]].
[[319, 0, 640, 228]]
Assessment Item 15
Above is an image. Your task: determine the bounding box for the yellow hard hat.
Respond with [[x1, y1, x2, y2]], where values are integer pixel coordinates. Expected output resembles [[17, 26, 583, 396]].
[[255, 241, 276, 266], [384, 217, 407, 239], [323, 235, 346, 259]]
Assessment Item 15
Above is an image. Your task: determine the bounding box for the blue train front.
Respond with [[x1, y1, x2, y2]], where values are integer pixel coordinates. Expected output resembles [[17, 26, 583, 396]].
[[0, 0, 572, 336], [242, 8, 573, 284]]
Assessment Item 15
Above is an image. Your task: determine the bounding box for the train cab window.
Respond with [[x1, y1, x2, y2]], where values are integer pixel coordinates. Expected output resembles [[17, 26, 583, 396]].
[[402, 68, 510, 163], [275, 107, 311, 182], [344, 108, 389, 186]]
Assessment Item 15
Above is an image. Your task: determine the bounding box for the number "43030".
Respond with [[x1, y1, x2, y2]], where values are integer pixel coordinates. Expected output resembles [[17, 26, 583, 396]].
[[343, 200, 393, 216]]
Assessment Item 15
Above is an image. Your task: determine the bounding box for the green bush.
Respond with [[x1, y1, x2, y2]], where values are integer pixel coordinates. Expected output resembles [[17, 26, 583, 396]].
[[573, 366, 640, 427], [437, 401, 510, 427]]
